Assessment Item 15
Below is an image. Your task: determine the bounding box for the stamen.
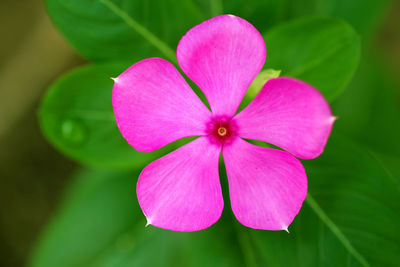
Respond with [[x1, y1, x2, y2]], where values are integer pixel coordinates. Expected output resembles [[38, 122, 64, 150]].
[[218, 127, 227, 136]]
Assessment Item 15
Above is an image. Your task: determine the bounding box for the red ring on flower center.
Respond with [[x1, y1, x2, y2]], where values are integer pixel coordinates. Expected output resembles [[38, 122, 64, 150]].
[[206, 116, 237, 146]]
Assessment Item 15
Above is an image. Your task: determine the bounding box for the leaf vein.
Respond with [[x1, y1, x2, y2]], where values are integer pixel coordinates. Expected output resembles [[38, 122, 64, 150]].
[[287, 34, 358, 78], [306, 194, 370, 267], [99, 0, 177, 64]]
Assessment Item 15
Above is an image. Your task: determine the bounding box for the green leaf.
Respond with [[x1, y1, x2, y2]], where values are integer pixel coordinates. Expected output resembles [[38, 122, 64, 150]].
[[45, 0, 204, 62], [333, 54, 400, 157], [29, 169, 244, 267], [29, 169, 140, 267], [285, 0, 392, 36], [39, 62, 166, 168], [190, 0, 288, 32], [197, 0, 392, 37], [370, 152, 400, 183], [263, 17, 360, 101], [240, 68, 281, 111], [246, 69, 281, 99], [247, 133, 400, 266], [29, 135, 400, 266], [221, 0, 288, 32]]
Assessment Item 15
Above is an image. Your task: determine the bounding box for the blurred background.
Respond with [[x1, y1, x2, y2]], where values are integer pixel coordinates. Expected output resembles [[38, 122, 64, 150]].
[[0, 0, 399, 266], [0, 1, 81, 265]]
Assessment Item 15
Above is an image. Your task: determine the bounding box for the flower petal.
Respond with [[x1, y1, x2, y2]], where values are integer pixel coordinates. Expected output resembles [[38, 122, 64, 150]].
[[137, 137, 223, 231], [177, 15, 266, 117], [112, 58, 211, 152], [223, 138, 307, 230], [234, 77, 334, 159]]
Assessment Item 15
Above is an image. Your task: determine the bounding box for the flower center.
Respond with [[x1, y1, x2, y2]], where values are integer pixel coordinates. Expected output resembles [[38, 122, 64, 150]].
[[218, 127, 227, 136], [206, 116, 237, 145]]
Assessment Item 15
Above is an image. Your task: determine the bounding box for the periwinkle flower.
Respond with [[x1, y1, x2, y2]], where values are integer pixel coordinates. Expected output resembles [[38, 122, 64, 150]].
[[112, 15, 335, 232]]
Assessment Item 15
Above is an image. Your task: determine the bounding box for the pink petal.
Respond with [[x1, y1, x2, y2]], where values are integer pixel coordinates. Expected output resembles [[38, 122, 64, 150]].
[[112, 58, 211, 152], [177, 15, 266, 117], [223, 138, 307, 230], [137, 137, 223, 232], [234, 77, 334, 159]]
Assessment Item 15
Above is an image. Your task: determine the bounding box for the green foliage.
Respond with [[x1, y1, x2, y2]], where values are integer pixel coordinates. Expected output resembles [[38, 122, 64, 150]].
[[30, 135, 400, 266], [240, 68, 281, 110], [30, 169, 244, 267], [46, 0, 379, 65], [198, 0, 392, 36], [39, 62, 168, 168], [333, 54, 400, 157], [35, 0, 400, 266], [263, 17, 360, 101], [45, 0, 204, 62], [246, 69, 282, 98], [225, 133, 400, 267], [304, 134, 400, 266], [284, 0, 392, 36], [219, 0, 287, 32], [242, 134, 400, 267]]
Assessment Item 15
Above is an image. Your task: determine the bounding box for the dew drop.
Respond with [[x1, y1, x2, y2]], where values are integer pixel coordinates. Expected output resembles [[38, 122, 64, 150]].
[[60, 118, 87, 145]]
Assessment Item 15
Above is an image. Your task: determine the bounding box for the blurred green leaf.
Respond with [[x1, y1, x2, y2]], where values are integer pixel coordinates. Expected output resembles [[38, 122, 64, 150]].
[[263, 17, 360, 101], [45, 0, 204, 62], [220, 0, 287, 32], [44, 0, 389, 64], [305, 134, 400, 266], [370, 152, 400, 183], [39, 62, 166, 168], [220, 0, 392, 36], [30, 169, 244, 267], [285, 0, 392, 36], [29, 169, 140, 267], [186, 0, 289, 32], [333, 54, 400, 157], [247, 133, 400, 266]]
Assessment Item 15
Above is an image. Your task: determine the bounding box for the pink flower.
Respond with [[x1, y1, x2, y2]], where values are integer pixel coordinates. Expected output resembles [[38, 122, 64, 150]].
[[112, 15, 335, 232]]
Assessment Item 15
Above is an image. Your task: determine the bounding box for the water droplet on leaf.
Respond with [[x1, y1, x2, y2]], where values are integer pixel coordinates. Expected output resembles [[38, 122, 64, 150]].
[[60, 118, 87, 145]]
